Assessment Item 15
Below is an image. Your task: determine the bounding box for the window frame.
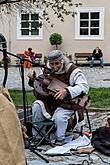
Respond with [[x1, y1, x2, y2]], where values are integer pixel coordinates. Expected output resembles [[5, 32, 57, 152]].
[[75, 7, 104, 40], [17, 9, 43, 40]]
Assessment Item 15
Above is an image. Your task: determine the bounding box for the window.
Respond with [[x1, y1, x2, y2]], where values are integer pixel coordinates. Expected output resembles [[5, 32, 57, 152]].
[[75, 7, 104, 40], [17, 9, 43, 39]]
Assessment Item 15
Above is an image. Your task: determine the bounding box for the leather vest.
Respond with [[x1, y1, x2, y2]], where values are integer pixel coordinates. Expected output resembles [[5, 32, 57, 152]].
[[34, 63, 77, 116]]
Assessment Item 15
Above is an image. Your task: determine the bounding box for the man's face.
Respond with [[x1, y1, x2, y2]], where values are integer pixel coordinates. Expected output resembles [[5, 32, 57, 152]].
[[49, 60, 62, 71]]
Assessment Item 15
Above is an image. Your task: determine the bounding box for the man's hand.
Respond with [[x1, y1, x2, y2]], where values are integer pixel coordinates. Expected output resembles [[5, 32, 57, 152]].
[[54, 88, 68, 100], [27, 72, 33, 79], [27, 70, 36, 79]]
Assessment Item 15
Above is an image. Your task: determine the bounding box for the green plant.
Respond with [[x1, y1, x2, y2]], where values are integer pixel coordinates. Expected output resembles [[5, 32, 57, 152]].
[[88, 88, 110, 108], [49, 33, 63, 49], [8, 88, 110, 108], [9, 90, 36, 106], [0, 61, 3, 67], [44, 55, 48, 66]]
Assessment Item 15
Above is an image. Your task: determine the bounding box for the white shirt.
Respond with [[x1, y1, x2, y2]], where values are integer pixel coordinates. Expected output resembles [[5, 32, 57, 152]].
[[67, 68, 89, 99]]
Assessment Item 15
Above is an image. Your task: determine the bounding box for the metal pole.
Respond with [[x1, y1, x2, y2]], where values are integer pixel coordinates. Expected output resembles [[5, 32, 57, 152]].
[[20, 59, 27, 126]]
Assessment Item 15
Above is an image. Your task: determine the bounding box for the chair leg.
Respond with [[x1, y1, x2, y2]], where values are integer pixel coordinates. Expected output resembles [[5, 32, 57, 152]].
[[85, 109, 92, 133], [35, 124, 55, 147], [29, 121, 55, 147], [80, 126, 83, 136]]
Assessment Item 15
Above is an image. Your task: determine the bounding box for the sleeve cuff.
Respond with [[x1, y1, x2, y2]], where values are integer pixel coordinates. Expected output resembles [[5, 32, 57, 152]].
[[65, 88, 71, 99]]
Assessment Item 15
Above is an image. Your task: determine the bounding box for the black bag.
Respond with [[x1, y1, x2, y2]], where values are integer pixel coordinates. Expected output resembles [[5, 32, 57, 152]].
[[87, 56, 92, 61], [91, 127, 110, 156]]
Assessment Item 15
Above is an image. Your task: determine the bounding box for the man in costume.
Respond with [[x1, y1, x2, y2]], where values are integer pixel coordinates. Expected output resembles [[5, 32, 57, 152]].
[[29, 50, 89, 145]]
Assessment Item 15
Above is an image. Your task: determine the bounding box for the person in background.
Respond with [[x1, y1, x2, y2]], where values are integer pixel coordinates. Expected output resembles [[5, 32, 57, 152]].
[[28, 50, 89, 145], [90, 47, 104, 68], [28, 48, 36, 62], [23, 48, 35, 68]]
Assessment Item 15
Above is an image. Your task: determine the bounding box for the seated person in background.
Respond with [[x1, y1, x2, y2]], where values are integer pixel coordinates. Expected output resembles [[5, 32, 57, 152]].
[[23, 48, 34, 68], [29, 49, 36, 62], [90, 47, 104, 68], [28, 50, 89, 145]]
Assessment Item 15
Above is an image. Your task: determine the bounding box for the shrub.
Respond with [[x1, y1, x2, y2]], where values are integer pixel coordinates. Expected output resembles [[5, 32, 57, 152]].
[[49, 33, 63, 49]]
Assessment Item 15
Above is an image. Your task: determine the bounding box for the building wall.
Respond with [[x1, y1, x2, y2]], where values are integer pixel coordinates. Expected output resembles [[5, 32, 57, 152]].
[[0, 0, 110, 63]]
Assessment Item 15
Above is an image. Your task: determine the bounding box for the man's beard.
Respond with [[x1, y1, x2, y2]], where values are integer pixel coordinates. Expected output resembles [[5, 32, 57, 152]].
[[55, 62, 65, 74]]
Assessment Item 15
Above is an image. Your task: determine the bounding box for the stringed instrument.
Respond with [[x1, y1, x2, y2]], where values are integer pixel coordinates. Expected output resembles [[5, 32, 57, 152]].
[[34, 71, 89, 103], [34, 74, 68, 96], [29, 69, 91, 123]]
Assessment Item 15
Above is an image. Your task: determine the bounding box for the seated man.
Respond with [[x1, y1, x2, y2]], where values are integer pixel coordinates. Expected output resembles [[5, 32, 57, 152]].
[[23, 48, 34, 68], [90, 47, 104, 68], [29, 50, 89, 145]]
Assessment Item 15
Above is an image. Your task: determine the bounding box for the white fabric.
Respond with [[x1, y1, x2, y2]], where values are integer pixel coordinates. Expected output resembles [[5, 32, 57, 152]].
[[32, 100, 51, 119], [67, 68, 89, 99], [52, 108, 74, 140], [74, 111, 85, 128]]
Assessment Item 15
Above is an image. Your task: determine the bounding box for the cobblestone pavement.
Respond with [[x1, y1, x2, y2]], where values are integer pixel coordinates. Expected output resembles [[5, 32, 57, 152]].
[[0, 66, 110, 165], [26, 112, 110, 165], [0, 66, 110, 90]]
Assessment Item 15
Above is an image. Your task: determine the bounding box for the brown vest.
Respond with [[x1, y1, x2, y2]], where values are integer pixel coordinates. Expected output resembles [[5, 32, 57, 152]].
[[34, 63, 77, 116]]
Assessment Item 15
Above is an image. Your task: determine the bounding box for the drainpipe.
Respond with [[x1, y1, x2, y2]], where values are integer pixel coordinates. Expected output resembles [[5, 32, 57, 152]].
[[0, 33, 7, 59], [0, 33, 8, 87]]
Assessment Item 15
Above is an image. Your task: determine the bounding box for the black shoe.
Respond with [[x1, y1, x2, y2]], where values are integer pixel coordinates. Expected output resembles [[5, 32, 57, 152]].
[[54, 139, 66, 146], [25, 140, 30, 149]]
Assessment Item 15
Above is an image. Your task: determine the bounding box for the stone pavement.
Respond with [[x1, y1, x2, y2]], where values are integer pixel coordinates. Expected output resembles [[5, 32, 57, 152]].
[[0, 66, 110, 90], [0, 66, 110, 165], [26, 112, 110, 165]]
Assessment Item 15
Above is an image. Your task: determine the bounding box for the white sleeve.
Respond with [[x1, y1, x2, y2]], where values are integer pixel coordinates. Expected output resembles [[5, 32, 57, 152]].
[[66, 68, 89, 99]]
